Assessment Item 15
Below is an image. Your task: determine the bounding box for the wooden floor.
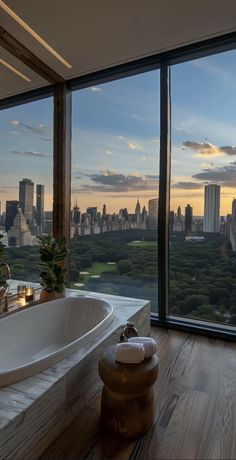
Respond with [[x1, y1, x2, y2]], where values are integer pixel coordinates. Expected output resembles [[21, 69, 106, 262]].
[[41, 328, 236, 460]]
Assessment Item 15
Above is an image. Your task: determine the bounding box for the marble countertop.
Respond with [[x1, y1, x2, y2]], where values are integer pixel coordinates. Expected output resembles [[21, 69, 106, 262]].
[[0, 289, 150, 433]]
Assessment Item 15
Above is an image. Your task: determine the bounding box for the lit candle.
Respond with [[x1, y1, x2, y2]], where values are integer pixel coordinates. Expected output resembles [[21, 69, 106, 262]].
[[17, 284, 26, 298], [25, 287, 34, 302]]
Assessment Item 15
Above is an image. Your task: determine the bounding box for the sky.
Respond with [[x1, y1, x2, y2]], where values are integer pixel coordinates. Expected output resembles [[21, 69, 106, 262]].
[[1, 48, 236, 215]]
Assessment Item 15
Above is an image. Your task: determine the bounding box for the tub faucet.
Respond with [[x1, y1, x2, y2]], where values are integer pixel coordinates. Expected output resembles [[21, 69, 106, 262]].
[[0, 263, 11, 312]]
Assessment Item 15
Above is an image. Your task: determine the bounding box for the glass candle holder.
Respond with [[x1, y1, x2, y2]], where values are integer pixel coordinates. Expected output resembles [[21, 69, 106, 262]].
[[17, 284, 26, 299], [25, 286, 34, 302]]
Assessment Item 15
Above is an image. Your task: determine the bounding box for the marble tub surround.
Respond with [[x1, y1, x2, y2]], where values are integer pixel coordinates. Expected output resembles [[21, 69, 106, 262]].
[[0, 290, 150, 460]]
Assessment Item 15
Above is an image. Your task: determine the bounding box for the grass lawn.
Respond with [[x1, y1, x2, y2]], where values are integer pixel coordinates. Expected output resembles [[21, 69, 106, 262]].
[[70, 261, 117, 288], [128, 241, 157, 248]]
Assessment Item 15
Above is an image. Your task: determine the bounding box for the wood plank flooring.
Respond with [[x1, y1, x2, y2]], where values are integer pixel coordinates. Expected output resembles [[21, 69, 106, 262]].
[[40, 328, 236, 460]]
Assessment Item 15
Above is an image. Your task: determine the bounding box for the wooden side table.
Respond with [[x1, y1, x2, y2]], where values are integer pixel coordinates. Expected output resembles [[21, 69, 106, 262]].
[[98, 345, 158, 439]]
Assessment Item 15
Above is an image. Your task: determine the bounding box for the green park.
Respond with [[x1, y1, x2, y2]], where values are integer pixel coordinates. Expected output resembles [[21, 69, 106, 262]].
[[5, 229, 236, 325]]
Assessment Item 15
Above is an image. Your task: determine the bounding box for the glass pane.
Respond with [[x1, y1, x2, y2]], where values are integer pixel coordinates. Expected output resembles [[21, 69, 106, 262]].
[[0, 97, 53, 287], [170, 50, 236, 327], [71, 71, 159, 313]]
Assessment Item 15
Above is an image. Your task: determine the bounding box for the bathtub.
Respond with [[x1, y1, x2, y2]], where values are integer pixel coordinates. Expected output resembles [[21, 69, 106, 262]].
[[0, 296, 114, 387]]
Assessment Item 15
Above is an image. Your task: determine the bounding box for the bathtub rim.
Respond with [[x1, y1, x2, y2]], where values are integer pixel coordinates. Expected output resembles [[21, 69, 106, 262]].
[[0, 295, 114, 384]]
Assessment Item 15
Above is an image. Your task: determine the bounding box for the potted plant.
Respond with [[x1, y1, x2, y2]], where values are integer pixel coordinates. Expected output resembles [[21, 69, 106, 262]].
[[37, 234, 69, 303]]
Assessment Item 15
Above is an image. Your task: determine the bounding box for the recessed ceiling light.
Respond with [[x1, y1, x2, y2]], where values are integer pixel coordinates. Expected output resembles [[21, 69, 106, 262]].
[[0, 0, 72, 69], [0, 57, 31, 82]]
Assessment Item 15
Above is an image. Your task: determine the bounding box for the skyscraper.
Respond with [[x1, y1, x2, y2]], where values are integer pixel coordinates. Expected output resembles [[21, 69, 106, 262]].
[[36, 184, 44, 230], [19, 178, 34, 223], [135, 199, 141, 224], [102, 204, 107, 216], [203, 184, 220, 233], [148, 199, 158, 229], [72, 203, 81, 225], [177, 206, 181, 218], [87, 207, 97, 223], [185, 204, 193, 235], [232, 198, 236, 223], [5, 200, 19, 232]]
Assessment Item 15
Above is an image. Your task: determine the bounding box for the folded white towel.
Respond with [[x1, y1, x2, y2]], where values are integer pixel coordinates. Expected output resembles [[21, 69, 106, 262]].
[[115, 342, 145, 363], [128, 337, 157, 358]]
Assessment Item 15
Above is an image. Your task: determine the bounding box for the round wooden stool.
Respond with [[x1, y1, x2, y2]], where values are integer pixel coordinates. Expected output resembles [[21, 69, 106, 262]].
[[98, 344, 158, 439]]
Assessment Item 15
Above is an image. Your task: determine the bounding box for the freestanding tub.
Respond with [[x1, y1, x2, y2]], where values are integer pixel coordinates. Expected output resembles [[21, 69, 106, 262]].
[[0, 296, 114, 387]]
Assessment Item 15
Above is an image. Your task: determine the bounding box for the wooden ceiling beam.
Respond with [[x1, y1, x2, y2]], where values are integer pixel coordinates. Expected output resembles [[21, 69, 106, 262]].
[[0, 26, 64, 84]]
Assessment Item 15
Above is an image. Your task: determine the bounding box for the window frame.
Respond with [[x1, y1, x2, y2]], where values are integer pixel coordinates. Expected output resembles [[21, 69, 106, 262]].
[[1, 30, 236, 340]]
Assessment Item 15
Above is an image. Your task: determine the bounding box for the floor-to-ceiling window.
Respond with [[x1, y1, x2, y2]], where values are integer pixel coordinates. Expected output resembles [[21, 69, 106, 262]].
[[0, 33, 235, 337], [169, 49, 236, 327], [0, 97, 53, 285], [70, 71, 160, 313]]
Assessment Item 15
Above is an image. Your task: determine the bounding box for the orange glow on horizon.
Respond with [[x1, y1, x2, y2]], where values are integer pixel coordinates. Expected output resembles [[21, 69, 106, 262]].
[[1, 188, 236, 216]]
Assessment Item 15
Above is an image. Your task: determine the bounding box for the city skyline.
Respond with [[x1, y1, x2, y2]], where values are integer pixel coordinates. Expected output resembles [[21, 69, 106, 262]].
[[1, 176, 236, 219], [1, 50, 236, 214]]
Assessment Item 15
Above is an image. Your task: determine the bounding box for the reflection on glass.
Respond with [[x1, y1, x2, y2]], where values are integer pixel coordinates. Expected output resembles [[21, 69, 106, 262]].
[[71, 71, 160, 313], [170, 50, 236, 327]]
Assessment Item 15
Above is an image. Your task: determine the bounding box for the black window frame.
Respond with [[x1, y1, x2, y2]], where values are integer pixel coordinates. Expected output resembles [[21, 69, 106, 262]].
[[1, 30, 236, 340]]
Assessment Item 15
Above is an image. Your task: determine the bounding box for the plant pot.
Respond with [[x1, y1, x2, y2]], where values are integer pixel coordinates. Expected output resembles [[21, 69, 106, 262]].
[[39, 289, 65, 304]]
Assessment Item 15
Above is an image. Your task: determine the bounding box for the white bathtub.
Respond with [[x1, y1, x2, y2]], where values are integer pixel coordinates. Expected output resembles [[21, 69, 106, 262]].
[[0, 296, 114, 387]]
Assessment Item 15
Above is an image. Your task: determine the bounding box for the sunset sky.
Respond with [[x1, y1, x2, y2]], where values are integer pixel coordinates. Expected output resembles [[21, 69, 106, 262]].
[[1, 48, 236, 216]]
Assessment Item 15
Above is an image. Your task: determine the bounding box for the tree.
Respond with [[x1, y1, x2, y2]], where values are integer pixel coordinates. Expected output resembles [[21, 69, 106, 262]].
[[117, 259, 133, 274]]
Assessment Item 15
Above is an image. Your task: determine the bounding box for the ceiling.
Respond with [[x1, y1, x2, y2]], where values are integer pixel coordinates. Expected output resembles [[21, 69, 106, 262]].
[[1, 0, 236, 100]]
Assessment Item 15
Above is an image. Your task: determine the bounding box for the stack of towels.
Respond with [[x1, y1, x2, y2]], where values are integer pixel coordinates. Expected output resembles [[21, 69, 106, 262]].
[[115, 337, 157, 363]]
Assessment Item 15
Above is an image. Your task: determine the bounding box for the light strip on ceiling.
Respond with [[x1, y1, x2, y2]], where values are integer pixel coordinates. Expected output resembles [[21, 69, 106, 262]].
[[0, 57, 31, 81], [0, 0, 72, 69]]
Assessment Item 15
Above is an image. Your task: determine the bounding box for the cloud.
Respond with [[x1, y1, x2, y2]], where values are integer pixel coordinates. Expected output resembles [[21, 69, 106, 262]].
[[172, 181, 203, 190], [182, 140, 236, 157], [9, 120, 20, 126], [182, 141, 223, 156], [88, 86, 102, 92], [219, 146, 236, 155], [11, 150, 50, 158], [193, 162, 236, 187], [75, 170, 158, 193], [201, 162, 214, 168], [105, 150, 112, 155], [146, 174, 159, 180], [128, 143, 141, 150], [8, 120, 52, 141], [142, 155, 147, 161]]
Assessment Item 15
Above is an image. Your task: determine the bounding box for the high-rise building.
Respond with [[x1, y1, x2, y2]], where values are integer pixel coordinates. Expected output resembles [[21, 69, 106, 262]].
[[203, 184, 220, 232], [135, 199, 141, 224], [102, 204, 107, 216], [72, 204, 81, 225], [142, 206, 147, 224], [5, 200, 19, 232], [36, 184, 44, 230], [19, 178, 34, 223], [185, 204, 193, 235], [148, 199, 158, 229], [8, 208, 33, 247], [232, 198, 236, 223], [87, 207, 97, 223]]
